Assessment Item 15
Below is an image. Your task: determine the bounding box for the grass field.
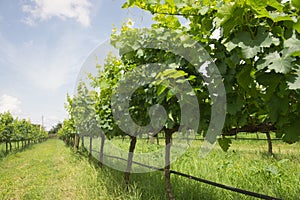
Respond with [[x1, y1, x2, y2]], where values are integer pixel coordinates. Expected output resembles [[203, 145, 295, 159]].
[[84, 133, 300, 200], [0, 135, 299, 200], [0, 139, 141, 200]]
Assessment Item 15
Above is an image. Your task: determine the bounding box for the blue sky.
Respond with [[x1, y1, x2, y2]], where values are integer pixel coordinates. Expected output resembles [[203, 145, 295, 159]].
[[0, 0, 153, 130]]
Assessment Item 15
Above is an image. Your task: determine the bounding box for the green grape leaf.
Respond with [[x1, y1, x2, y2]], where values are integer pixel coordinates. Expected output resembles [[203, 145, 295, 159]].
[[257, 51, 295, 73], [269, 12, 294, 22], [267, 96, 289, 123], [292, 0, 300, 9], [156, 86, 167, 101], [284, 34, 300, 57], [288, 67, 300, 89], [225, 28, 280, 59], [247, 0, 283, 18], [218, 137, 232, 152], [216, 2, 244, 37], [255, 72, 282, 100], [268, 0, 284, 11], [166, 89, 175, 102], [227, 95, 244, 115], [174, 1, 187, 9], [237, 65, 252, 91], [199, 6, 209, 15], [283, 123, 300, 144], [294, 19, 300, 34]]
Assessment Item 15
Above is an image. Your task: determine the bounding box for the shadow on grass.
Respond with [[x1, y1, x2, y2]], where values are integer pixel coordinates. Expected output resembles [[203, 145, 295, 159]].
[[129, 170, 253, 200], [72, 147, 223, 200], [0, 144, 36, 161]]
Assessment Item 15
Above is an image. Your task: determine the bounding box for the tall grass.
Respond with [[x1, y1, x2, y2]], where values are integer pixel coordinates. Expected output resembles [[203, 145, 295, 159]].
[[83, 133, 300, 200], [0, 139, 142, 200], [0, 136, 299, 199]]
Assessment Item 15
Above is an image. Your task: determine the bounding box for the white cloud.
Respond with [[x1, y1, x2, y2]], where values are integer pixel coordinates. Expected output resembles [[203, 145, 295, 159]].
[[0, 94, 22, 115], [0, 30, 93, 91], [22, 0, 91, 27], [43, 115, 61, 130]]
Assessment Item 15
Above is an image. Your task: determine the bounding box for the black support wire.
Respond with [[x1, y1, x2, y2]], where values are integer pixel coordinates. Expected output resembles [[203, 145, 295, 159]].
[[169, 170, 281, 200], [88, 152, 282, 200]]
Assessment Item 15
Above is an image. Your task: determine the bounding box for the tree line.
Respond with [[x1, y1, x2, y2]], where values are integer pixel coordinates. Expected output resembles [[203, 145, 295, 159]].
[[0, 111, 48, 153]]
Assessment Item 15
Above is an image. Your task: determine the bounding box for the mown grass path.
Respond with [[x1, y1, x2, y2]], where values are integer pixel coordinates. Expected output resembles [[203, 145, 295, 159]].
[[0, 139, 136, 200], [0, 138, 299, 200]]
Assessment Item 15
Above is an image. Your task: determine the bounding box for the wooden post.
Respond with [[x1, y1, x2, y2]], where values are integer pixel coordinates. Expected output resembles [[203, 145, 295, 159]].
[[98, 134, 105, 167], [124, 136, 137, 185], [164, 128, 175, 200], [89, 136, 93, 157], [74, 134, 79, 153], [266, 132, 273, 155]]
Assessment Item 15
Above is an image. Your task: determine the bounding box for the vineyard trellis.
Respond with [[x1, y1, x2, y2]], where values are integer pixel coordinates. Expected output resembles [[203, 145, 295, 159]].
[[58, 0, 300, 199], [0, 111, 48, 154], [96, 147, 281, 200]]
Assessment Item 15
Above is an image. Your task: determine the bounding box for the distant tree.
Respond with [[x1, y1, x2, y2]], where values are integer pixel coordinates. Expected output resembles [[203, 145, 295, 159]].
[[48, 123, 62, 135], [0, 112, 14, 152]]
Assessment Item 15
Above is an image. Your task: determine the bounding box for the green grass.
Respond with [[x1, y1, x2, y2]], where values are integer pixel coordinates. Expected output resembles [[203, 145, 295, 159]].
[[0, 139, 141, 200], [0, 136, 299, 200], [84, 134, 300, 200], [170, 139, 300, 199]]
